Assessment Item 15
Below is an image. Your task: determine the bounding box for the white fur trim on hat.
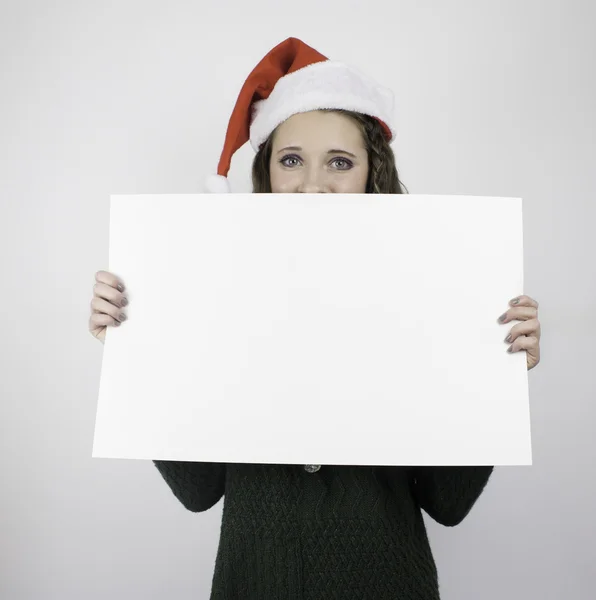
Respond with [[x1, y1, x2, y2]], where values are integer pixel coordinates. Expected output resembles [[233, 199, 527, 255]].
[[249, 60, 396, 151], [204, 174, 231, 193]]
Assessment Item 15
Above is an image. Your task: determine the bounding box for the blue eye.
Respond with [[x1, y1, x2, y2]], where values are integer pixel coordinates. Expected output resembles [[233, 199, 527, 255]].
[[279, 154, 300, 167], [331, 158, 353, 170]]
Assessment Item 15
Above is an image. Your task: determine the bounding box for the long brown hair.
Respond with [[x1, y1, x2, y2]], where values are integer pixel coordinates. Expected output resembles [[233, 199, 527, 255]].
[[251, 109, 408, 194]]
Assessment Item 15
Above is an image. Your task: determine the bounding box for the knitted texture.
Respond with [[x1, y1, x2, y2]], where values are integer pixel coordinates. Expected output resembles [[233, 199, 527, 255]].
[[153, 461, 494, 599]]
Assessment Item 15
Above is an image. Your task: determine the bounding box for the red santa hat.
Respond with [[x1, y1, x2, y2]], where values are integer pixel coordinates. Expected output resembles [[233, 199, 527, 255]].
[[204, 37, 397, 193]]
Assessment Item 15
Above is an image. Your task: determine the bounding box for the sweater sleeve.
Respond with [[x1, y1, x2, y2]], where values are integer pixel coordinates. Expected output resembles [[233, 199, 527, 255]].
[[409, 466, 494, 526], [152, 460, 226, 512]]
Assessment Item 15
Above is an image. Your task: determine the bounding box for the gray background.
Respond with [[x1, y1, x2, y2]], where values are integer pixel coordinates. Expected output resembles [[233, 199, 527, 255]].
[[2, 0, 594, 598]]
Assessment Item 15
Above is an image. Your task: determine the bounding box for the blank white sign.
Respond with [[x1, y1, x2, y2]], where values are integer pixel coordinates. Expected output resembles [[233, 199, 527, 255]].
[[92, 193, 531, 466]]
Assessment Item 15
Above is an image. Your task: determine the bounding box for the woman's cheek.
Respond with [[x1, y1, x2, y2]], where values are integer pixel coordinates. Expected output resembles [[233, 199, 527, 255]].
[[271, 171, 297, 193], [336, 172, 367, 194]]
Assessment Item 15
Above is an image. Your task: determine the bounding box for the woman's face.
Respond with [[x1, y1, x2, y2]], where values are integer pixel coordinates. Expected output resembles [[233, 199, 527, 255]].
[[269, 110, 369, 193]]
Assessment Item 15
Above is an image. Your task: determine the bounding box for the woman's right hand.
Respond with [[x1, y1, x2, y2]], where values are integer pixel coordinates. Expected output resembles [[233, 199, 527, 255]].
[[89, 270, 129, 344]]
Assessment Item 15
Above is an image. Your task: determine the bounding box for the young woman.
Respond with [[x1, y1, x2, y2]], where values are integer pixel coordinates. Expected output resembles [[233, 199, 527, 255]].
[[89, 37, 541, 599]]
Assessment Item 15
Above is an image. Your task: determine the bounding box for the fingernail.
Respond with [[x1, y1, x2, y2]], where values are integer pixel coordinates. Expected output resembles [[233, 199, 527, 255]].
[[117, 284, 124, 292], [499, 313, 507, 322], [121, 297, 128, 306], [511, 298, 519, 305], [505, 334, 512, 342], [507, 346, 513, 352]]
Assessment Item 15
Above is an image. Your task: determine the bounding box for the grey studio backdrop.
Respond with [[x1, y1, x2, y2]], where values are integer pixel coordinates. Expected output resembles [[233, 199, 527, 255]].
[[2, 1, 594, 599]]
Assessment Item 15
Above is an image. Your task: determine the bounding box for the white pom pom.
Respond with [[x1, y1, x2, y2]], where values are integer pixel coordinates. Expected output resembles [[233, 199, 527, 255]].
[[204, 174, 231, 193]]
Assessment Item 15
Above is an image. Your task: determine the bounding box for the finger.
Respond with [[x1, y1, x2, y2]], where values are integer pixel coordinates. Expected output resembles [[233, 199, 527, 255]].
[[504, 318, 540, 341], [89, 312, 122, 328], [509, 335, 540, 365], [95, 270, 126, 293], [93, 281, 127, 307], [510, 295, 539, 309], [90, 297, 128, 322], [510, 335, 539, 351], [498, 306, 537, 323]]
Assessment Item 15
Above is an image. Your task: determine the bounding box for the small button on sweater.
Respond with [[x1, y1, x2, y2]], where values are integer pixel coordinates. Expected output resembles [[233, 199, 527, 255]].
[[153, 460, 493, 599]]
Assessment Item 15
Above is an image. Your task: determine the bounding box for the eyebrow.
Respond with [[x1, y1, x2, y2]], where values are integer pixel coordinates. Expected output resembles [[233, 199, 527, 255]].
[[276, 146, 358, 158]]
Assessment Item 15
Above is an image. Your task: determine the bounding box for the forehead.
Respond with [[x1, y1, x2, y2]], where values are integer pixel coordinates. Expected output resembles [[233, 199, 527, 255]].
[[272, 110, 364, 148]]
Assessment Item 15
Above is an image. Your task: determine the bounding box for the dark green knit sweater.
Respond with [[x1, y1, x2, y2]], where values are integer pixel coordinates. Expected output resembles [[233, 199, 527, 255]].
[[153, 460, 493, 599]]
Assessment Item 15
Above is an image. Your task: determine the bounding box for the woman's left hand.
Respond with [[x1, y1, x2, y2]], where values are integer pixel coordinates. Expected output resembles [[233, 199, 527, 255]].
[[498, 295, 541, 370]]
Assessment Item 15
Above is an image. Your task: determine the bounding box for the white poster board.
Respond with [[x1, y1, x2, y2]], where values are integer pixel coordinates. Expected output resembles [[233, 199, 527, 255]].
[[92, 193, 531, 466]]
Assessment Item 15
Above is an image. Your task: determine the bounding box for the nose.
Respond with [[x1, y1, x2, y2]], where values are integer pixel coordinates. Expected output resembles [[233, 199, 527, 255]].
[[297, 167, 327, 193]]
